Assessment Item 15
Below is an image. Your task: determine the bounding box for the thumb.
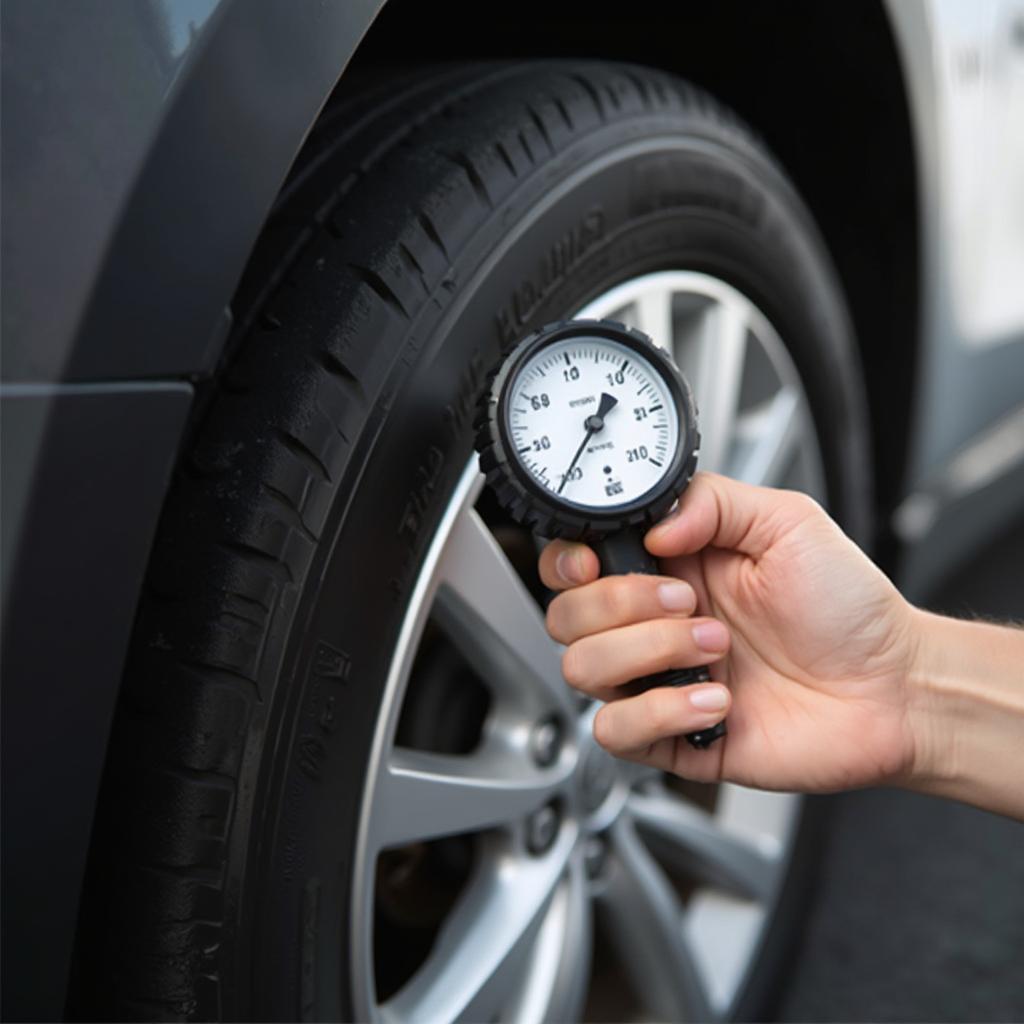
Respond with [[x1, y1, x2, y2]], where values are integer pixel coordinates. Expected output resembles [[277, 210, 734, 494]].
[[645, 472, 815, 559]]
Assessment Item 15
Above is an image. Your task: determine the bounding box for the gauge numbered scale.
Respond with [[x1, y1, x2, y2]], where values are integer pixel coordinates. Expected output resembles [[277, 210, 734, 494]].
[[475, 319, 726, 748]]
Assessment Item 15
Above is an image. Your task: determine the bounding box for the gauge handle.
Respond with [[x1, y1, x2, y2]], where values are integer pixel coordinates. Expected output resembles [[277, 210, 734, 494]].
[[593, 529, 727, 750]]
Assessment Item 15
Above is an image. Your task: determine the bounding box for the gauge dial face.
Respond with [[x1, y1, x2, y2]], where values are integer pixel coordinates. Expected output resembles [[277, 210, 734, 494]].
[[504, 335, 681, 510]]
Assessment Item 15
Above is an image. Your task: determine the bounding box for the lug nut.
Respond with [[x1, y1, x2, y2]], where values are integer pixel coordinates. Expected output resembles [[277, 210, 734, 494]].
[[529, 716, 563, 767], [526, 802, 561, 855]]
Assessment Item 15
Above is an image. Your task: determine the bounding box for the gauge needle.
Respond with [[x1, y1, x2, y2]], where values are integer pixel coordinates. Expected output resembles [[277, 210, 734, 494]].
[[558, 391, 618, 494]]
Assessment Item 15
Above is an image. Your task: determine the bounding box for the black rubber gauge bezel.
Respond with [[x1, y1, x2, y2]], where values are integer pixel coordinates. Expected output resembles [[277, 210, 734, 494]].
[[474, 319, 701, 541]]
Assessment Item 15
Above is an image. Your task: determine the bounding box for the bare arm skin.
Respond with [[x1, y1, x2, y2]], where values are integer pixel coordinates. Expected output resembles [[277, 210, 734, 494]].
[[539, 472, 1024, 820], [907, 610, 1024, 819]]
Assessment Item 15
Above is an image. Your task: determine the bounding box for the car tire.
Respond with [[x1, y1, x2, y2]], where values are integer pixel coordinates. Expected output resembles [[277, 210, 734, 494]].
[[77, 59, 870, 1021]]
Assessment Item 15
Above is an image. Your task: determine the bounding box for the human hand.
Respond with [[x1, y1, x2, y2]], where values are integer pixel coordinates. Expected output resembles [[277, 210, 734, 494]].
[[540, 472, 920, 792]]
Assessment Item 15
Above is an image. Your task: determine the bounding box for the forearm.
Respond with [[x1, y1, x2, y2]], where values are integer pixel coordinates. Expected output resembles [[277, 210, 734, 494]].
[[906, 608, 1024, 819]]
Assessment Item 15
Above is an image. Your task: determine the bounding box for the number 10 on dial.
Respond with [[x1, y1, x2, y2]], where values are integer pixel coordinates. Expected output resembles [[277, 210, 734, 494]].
[[474, 319, 727, 749]]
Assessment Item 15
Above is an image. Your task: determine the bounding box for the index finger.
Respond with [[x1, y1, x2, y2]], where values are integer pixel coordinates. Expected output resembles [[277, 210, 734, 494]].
[[538, 539, 601, 591]]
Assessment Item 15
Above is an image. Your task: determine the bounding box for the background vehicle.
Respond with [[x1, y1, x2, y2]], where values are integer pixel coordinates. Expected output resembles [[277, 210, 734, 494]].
[[3, 1, 1023, 1020]]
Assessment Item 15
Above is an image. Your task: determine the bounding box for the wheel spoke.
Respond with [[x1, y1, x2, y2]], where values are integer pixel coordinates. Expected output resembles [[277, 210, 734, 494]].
[[630, 287, 676, 351], [629, 788, 780, 902], [372, 745, 570, 849], [434, 506, 574, 716], [730, 386, 803, 487], [505, 853, 592, 1023], [596, 816, 715, 1022], [382, 834, 573, 1024], [694, 301, 748, 472]]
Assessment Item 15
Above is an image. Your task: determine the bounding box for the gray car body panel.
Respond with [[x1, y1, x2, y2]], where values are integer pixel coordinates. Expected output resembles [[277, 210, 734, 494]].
[[3, 0, 381, 382], [1, 0, 1022, 1018], [1, 382, 193, 1022]]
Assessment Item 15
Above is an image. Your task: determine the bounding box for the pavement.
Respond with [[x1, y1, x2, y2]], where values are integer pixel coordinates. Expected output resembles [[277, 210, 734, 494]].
[[775, 520, 1024, 1023]]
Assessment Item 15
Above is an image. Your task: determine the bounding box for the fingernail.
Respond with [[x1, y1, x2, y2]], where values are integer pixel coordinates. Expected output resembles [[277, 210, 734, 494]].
[[689, 685, 729, 711], [658, 581, 695, 612], [692, 621, 729, 652], [556, 548, 584, 584]]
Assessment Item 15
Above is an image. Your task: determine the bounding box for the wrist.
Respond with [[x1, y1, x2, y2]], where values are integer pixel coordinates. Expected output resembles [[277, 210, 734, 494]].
[[903, 607, 959, 790], [904, 606, 1024, 818]]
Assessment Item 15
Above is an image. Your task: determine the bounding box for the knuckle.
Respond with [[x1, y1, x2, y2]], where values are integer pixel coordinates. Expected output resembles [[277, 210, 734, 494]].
[[650, 619, 684, 668], [561, 643, 589, 689], [646, 690, 679, 734], [601, 576, 637, 623], [788, 490, 823, 518]]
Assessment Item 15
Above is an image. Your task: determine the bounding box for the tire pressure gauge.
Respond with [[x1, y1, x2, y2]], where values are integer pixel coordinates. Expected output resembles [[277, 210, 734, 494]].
[[475, 318, 727, 749]]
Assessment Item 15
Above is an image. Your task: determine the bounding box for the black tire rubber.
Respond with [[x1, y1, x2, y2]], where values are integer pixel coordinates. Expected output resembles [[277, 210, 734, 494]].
[[76, 59, 871, 1021]]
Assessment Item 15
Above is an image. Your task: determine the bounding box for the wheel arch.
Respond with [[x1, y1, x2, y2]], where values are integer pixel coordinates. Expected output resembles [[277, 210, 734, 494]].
[[62, 0, 386, 382]]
